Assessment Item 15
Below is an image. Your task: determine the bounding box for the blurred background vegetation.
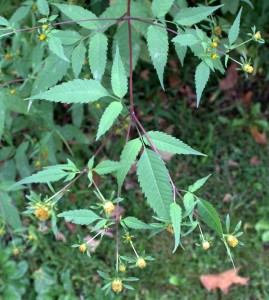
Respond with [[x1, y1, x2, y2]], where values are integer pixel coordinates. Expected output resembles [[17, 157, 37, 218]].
[[0, 0, 268, 299]]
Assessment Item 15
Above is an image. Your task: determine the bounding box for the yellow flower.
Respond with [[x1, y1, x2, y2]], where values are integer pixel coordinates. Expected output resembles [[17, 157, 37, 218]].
[[125, 235, 132, 242], [13, 248, 20, 255], [28, 235, 34, 240], [202, 241, 211, 250], [111, 278, 122, 293], [226, 235, 238, 247], [242, 64, 253, 73], [254, 31, 261, 40], [79, 243, 87, 253], [211, 53, 217, 60], [5, 54, 12, 61], [95, 103, 100, 109], [103, 201, 115, 214], [10, 89, 16, 95], [136, 257, 146, 269], [212, 42, 218, 48], [34, 206, 50, 221], [39, 34, 46, 41], [42, 24, 48, 30], [119, 264, 126, 273]]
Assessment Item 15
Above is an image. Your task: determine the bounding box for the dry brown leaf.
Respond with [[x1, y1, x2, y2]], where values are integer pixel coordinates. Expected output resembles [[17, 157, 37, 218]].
[[222, 193, 232, 202], [219, 63, 238, 91], [200, 267, 249, 295], [250, 126, 267, 145]]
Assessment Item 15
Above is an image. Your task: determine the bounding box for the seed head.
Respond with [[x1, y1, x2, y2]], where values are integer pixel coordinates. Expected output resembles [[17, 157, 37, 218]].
[[103, 201, 115, 214], [226, 235, 238, 247], [242, 64, 253, 73], [34, 206, 50, 221], [111, 278, 122, 293], [202, 241, 211, 250], [79, 243, 87, 253], [39, 34, 46, 41], [136, 257, 146, 269], [119, 264, 126, 273], [13, 248, 20, 255]]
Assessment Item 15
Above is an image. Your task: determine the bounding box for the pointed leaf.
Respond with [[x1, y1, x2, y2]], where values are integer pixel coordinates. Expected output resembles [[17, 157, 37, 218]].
[[28, 79, 110, 103], [48, 35, 69, 61], [122, 217, 152, 230], [111, 46, 128, 98], [172, 34, 199, 46], [228, 7, 242, 45], [195, 61, 210, 107], [152, 0, 174, 18], [89, 33, 108, 81], [117, 138, 142, 189], [72, 42, 86, 78], [57, 209, 102, 225], [94, 160, 129, 175], [147, 24, 168, 90], [54, 4, 99, 30], [37, 0, 49, 16], [188, 174, 211, 192], [174, 5, 223, 26], [96, 101, 123, 140], [175, 43, 187, 66], [197, 199, 223, 237], [137, 149, 173, 220], [144, 131, 204, 156], [170, 202, 182, 252]]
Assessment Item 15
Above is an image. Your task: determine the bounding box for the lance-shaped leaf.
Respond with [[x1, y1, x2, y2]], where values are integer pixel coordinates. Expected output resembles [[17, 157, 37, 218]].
[[89, 33, 108, 81], [197, 199, 223, 237], [174, 5, 223, 26], [57, 209, 102, 225], [228, 7, 242, 45], [137, 149, 173, 220], [147, 24, 168, 90], [28, 79, 110, 103], [195, 61, 210, 107], [170, 202, 182, 253], [111, 46, 128, 99], [143, 131, 204, 156], [117, 138, 142, 189], [0, 193, 22, 230], [72, 42, 86, 78], [188, 174, 211, 192], [151, 0, 174, 18], [96, 101, 123, 140], [172, 34, 199, 47], [94, 160, 129, 175], [54, 3, 99, 29], [37, 0, 49, 16], [48, 35, 69, 62], [122, 217, 152, 230]]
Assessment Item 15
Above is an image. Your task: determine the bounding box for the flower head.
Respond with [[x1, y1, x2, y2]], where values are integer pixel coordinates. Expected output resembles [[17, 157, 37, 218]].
[[79, 243, 87, 253], [34, 206, 50, 221], [202, 241, 211, 250], [226, 235, 238, 247], [111, 278, 122, 293], [103, 201, 115, 214], [211, 53, 217, 60], [242, 63, 253, 74], [136, 257, 146, 269], [39, 34, 46, 41], [119, 264, 126, 273]]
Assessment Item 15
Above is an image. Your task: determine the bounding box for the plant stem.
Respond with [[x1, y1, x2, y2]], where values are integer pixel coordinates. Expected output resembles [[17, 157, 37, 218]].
[[130, 241, 139, 258], [92, 179, 106, 202], [132, 18, 179, 35], [127, 0, 134, 112], [86, 230, 103, 245]]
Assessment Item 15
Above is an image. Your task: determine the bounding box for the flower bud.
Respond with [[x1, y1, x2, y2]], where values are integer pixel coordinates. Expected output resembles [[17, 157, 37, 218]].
[[103, 201, 115, 214], [136, 257, 146, 269], [79, 243, 87, 253], [111, 278, 122, 293], [202, 241, 211, 250], [226, 235, 238, 247]]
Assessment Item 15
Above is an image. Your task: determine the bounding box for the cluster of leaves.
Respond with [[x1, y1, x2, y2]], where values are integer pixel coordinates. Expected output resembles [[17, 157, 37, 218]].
[[0, 0, 264, 296]]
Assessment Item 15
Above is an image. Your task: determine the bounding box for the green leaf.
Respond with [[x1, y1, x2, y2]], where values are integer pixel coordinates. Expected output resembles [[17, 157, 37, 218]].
[[228, 7, 242, 45], [0, 16, 11, 27], [197, 199, 223, 237], [170, 202, 182, 253], [111, 46, 128, 99], [72, 42, 86, 78], [57, 209, 102, 225], [122, 217, 152, 230], [195, 61, 210, 107], [96, 101, 123, 140], [28, 79, 110, 103], [172, 34, 199, 46], [37, 0, 49, 16], [0, 100, 5, 141], [94, 160, 128, 175], [53, 30, 81, 45], [117, 138, 142, 189], [54, 4, 99, 30], [175, 43, 187, 66], [0, 192, 22, 230], [147, 24, 168, 90], [48, 35, 69, 62], [152, 0, 174, 18], [89, 33, 108, 81], [144, 131, 204, 156], [183, 192, 195, 214], [137, 149, 173, 220], [174, 5, 223, 26], [188, 174, 211, 192]]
